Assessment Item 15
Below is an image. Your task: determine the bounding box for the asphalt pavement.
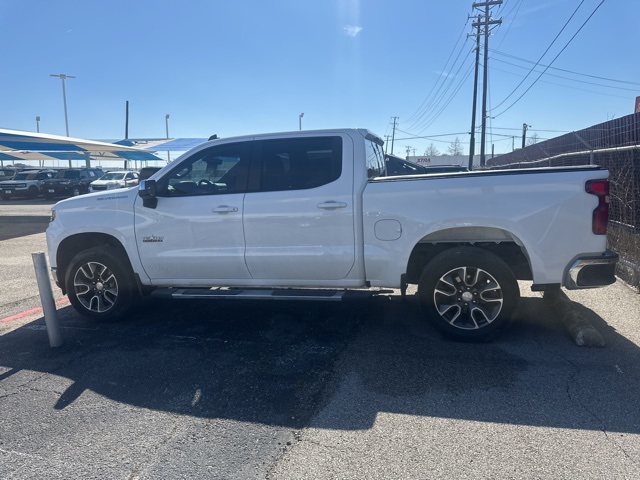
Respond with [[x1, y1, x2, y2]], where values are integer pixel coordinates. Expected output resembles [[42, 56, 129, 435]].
[[1, 198, 639, 479]]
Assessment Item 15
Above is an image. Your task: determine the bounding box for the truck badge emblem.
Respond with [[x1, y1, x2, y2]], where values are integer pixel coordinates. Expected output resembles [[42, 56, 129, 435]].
[[142, 235, 164, 243]]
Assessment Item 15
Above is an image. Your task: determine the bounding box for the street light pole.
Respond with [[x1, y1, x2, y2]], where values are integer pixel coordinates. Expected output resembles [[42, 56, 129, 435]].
[[299, 112, 304, 131], [50, 74, 75, 137]]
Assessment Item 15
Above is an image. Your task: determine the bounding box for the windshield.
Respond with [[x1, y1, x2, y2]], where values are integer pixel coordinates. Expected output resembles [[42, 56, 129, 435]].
[[98, 172, 126, 181], [12, 173, 36, 180], [56, 170, 80, 179]]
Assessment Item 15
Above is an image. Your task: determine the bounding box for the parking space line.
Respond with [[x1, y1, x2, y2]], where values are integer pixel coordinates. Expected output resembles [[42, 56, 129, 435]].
[[0, 298, 69, 323]]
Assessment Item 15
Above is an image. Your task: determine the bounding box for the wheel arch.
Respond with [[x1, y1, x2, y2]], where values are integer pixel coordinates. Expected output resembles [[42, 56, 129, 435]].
[[56, 233, 132, 294], [405, 226, 533, 284]]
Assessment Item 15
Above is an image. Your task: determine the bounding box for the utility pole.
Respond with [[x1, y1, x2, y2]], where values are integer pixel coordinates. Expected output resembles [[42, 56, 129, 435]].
[[390, 116, 399, 155], [384, 135, 391, 154], [472, 1, 502, 167], [522, 123, 530, 149], [468, 16, 481, 171]]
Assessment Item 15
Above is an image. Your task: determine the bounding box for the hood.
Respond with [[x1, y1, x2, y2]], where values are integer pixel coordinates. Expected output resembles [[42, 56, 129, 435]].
[[52, 187, 138, 210]]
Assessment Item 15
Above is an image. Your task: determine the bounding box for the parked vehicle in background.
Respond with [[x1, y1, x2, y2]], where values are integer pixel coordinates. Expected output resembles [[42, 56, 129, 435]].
[[385, 155, 429, 176], [0, 169, 57, 200], [385, 155, 469, 176], [0, 167, 17, 180], [90, 170, 139, 192], [42, 167, 104, 199]]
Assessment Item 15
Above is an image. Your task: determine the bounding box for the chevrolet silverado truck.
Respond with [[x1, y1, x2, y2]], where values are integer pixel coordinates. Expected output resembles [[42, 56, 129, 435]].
[[46, 129, 617, 340]]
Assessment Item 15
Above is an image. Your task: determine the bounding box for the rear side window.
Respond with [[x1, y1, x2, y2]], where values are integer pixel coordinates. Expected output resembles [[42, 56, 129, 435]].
[[365, 140, 385, 179], [255, 136, 342, 192]]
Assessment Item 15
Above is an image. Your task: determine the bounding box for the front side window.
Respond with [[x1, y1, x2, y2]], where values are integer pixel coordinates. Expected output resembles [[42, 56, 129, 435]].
[[256, 136, 342, 192], [159, 142, 251, 196]]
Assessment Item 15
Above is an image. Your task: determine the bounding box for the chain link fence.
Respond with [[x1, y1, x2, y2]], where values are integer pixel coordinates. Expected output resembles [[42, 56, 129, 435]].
[[487, 113, 640, 291]]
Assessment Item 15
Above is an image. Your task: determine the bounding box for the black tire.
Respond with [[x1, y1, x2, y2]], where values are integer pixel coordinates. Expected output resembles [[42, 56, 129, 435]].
[[27, 186, 39, 198], [44, 193, 55, 200], [72, 187, 81, 196], [1, 194, 10, 201], [418, 247, 519, 341], [65, 246, 136, 321]]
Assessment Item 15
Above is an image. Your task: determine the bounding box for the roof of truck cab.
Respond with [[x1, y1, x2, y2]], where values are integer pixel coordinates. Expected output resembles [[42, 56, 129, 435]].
[[205, 128, 381, 145]]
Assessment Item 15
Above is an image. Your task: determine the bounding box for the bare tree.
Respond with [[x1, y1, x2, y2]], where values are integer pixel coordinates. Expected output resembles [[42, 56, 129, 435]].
[[424, 143, 440, 156], [526, 132, 540, 146], [447, 137, 464, 156]]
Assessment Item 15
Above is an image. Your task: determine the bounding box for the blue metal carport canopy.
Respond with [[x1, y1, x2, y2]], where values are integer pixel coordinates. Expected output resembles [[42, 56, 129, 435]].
[[0, 128, 160, 160], [147, 138, 207, 152]]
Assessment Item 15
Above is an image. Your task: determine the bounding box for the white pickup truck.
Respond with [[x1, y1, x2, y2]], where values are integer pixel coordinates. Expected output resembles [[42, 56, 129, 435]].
[[46, 129, 617, 340]]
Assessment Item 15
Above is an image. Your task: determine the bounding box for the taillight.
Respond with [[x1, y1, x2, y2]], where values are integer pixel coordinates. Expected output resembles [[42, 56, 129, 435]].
[[585, 179, 609, 235]]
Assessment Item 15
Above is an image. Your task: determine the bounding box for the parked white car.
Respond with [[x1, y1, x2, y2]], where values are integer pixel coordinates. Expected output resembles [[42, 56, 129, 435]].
[[89, 171, 139, 192]]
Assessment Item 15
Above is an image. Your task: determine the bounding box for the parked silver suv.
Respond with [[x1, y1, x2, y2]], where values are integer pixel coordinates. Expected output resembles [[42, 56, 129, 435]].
[[89, 170, 139, 192], [0, 169, 57, 200]]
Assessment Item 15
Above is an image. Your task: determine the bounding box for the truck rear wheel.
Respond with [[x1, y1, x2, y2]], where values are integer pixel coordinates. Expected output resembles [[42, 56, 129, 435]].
[[418, 247, 519, 341], [65, 246, 135, 321]]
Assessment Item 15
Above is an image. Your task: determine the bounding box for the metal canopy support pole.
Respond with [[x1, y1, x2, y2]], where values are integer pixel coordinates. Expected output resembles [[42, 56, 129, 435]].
[[32, 253, 63, 348]]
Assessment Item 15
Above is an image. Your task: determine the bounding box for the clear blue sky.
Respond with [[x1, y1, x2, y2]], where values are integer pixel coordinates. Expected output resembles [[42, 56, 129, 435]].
[[0, 0, 637, 156]]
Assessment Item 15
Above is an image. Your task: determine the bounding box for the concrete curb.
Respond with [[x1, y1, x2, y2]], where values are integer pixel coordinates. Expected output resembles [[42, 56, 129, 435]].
[[543, 289, 605, 347]]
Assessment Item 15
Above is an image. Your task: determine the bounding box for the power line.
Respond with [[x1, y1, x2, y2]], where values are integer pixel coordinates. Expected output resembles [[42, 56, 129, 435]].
[[408, 38, 473, 130], [489, 63, 631, 100], [492, 0, 606, 118], [492, 0, 586, 111], [406, 19, 471, 126], [489, 126, 569, 133], [395, 128, 470, 140], [491, 57, 639, 92], [490, 49, 640, 86], [412, 60, 475, 135], [495, 0, 524, 48]]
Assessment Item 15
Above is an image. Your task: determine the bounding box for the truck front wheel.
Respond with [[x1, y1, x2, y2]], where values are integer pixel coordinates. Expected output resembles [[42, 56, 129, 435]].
[[418, 247, 519, 341], [65, 246, 135, 321]]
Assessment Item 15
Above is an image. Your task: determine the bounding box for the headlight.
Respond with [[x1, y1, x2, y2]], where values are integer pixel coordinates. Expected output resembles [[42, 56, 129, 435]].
[[50, 209, 56, 222]]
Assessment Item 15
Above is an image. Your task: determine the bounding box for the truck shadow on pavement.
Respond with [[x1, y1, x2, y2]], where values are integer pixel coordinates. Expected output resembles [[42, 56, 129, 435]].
[[1, 293, 639, 434]]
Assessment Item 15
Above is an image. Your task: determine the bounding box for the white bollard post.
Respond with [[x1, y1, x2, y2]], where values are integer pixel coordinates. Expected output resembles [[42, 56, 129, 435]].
[[32, 252, 63, 347]]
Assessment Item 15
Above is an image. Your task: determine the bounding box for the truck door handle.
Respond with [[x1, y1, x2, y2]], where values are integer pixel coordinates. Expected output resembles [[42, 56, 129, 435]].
[[317, 201, 348, 210], [212, 205, 238, 214]]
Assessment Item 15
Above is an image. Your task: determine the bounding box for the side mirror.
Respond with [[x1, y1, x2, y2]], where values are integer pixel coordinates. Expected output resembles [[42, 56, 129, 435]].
[[138, 180, 158, 208]]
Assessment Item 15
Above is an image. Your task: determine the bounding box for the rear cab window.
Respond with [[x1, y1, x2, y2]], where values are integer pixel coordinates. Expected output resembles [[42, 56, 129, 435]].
[[253, 136, 342, 192], [365, 137, 385, 179]]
